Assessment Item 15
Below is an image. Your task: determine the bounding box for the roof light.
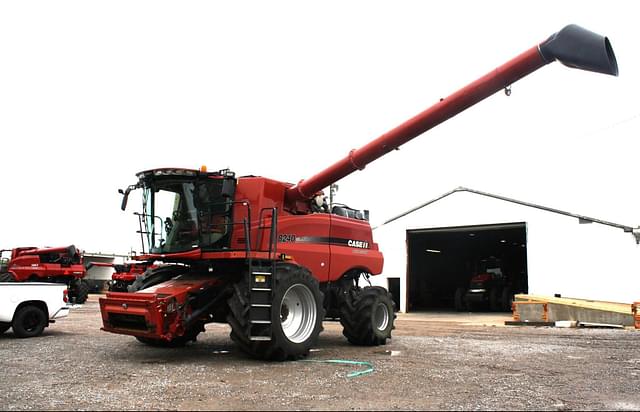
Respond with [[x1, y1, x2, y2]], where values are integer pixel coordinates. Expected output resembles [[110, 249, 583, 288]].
[[151, 169, 197, 177]]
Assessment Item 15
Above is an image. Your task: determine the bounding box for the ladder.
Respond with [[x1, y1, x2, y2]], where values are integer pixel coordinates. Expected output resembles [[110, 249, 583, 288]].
[[248, 267, 274, 341], [247, 207, 278, 341]]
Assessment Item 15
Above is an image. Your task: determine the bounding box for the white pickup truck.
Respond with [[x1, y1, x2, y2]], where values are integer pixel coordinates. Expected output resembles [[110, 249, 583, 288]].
[[0, 282, 71, 338]]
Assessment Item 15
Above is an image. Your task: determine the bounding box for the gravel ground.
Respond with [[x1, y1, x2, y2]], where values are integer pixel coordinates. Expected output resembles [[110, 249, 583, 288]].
[[2, 295, 640, 411]]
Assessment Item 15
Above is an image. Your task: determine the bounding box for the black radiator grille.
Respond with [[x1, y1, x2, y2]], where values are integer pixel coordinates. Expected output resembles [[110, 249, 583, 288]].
[[108, 313, 149, 331]]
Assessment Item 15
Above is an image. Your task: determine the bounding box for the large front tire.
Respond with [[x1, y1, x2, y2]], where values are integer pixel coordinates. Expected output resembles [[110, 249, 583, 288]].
[[340, 286, 395, 346], [227, 264, 324, 361]]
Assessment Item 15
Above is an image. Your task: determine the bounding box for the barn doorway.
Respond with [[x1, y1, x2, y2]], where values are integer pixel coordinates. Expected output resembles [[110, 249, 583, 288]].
[[406, 222, 528, 312]]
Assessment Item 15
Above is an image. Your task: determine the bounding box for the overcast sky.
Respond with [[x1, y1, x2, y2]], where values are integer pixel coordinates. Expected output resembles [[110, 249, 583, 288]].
[[1, 1, 638, 255]]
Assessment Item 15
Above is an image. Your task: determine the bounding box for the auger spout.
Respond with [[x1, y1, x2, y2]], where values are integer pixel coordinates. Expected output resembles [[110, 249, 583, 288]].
[[285, 24, 617, 204]]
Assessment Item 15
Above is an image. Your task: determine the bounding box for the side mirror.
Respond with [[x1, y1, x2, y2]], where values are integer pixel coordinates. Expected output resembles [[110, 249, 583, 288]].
[[120, 186, 133, 211]]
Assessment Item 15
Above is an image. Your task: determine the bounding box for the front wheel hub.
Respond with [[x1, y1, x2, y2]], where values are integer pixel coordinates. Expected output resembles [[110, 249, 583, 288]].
[[374, 302, 390, 331], [280, 284, 317, 344]]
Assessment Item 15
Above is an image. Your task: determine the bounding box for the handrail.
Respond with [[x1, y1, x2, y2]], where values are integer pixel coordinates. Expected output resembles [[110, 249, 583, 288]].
[[258, 207, 279, 259]]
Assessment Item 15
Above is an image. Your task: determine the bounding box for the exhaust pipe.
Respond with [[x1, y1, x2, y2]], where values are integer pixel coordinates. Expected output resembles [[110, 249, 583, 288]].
[[539, 24, 618, 76]]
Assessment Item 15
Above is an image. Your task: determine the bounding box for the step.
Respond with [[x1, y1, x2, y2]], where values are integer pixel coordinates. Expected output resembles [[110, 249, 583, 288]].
[[251, 304, 272, 308], [252, 287, 272, 292], [249, 336, 272, 341], [250, 320, 271, 324], [251, 271, 273, 287]]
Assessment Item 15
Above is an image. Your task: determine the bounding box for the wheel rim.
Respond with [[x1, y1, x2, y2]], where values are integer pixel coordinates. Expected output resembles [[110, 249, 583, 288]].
[[280, 284, 317, 344], [374, 302, 390, 331], [23, 311, 40, 332]]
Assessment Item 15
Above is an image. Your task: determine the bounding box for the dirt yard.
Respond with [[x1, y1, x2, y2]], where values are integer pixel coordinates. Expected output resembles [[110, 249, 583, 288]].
[[2, 295, 640, 411]]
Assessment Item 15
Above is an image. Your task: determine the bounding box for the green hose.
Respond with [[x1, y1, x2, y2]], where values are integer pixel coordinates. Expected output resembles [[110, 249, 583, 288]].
[[301, 359, 374, 378]]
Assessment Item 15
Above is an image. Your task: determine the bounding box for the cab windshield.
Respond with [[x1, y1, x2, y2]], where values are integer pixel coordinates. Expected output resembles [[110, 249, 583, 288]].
[[140, 177, 232, 254]]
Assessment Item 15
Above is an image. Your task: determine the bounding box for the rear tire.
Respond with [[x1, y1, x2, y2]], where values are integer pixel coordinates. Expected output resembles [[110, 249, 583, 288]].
[[489, 287, 501, 311], [70, 279, 90, 304], [0, 272, 15, 282], [227, 263, 324, 361], [12, 305, 47, 338], [128, 265, 183, 292], [340, 286, 396, 346], [501, 286, 513, 312], [454, 287, 467, 312], [108, 280, 129, 292], [136, 336, 189, 348], [135, 324, 203, 347]]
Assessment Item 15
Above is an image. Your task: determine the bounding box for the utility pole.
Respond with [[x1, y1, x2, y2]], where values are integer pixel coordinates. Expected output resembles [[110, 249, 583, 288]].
[[329, 184, 339, 209]]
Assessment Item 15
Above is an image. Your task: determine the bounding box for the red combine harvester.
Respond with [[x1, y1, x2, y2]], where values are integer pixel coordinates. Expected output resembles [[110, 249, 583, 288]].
[[0, 245, 90, 303], [88, 261, 156, 292], [455, 257, 521, 312], [107, 262, 155, 292], [99, 25, 618, 360]]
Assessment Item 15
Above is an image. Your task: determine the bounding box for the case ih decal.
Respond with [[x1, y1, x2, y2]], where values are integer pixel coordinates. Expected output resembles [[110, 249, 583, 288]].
[[278, 235, 370, 249]]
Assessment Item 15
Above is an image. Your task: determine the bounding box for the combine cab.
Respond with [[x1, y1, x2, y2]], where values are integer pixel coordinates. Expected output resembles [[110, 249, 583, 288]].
[[99, 24, 618, 360], [0, 245, 90, 304]]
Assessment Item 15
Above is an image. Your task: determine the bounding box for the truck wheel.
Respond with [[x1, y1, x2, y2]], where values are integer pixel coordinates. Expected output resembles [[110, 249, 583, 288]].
[[454, 287, 467, 312], [227, 263, 324, 361], [12, 305, 47, 338], [0, 322, 11, 334], [340, 286, 396, 346], [0, 272, 15, 282]]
